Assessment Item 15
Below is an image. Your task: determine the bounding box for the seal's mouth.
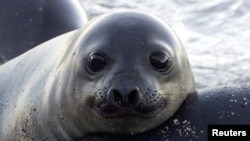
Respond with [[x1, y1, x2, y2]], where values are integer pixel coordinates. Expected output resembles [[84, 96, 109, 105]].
[[92, 100, 166, 119]]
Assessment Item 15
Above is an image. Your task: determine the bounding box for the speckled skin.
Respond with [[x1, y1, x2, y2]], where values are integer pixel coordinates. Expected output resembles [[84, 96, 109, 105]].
[[82, 85, 250, 140]]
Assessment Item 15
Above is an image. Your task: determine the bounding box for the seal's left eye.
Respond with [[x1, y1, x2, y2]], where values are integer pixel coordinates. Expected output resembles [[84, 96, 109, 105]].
[[88, 53, 107, 72], [150, 52, 170, 72]]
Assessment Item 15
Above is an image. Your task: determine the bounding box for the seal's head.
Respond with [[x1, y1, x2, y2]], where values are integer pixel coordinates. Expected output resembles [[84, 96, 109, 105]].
[[70, 10, 195, 135]]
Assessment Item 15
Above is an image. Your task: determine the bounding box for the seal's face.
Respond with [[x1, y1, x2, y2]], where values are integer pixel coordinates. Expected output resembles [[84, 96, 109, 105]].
[[73, 11, 195, 134]]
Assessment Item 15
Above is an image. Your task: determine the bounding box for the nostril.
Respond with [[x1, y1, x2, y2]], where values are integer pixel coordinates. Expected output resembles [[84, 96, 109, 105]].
[[109, 89, 123, 106], [127, 89, 140, 107], [108, 88, 141, 107]]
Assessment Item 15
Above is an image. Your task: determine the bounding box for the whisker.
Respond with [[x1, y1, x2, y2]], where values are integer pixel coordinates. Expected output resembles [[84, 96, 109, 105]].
[[86, 85, 99, 90], [156, 86, 169, 90], [82, 90, 96, 94]]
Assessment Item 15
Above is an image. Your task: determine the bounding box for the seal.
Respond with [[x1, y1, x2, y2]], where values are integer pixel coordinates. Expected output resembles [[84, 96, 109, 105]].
[[83, 84, 250, 141], [0, 10, 196, 140], [0, 0, 88, 64]]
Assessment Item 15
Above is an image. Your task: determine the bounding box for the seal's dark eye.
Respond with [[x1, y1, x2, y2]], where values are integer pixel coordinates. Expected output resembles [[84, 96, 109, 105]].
[[88, 53, 107, 72], [150, 52, 170, 72]]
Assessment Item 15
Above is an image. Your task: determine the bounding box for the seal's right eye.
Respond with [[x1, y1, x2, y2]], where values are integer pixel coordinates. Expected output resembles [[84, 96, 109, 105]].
[[88, 53, 107, 73], [149, 51, 170, 72]]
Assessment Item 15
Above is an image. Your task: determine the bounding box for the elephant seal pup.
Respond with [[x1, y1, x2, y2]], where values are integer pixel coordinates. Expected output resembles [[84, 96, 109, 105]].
[[0, 10, 195, 140]]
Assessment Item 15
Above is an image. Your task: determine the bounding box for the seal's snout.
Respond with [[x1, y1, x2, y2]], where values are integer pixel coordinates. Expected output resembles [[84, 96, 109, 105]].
[[108, 86, 141, 107]]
